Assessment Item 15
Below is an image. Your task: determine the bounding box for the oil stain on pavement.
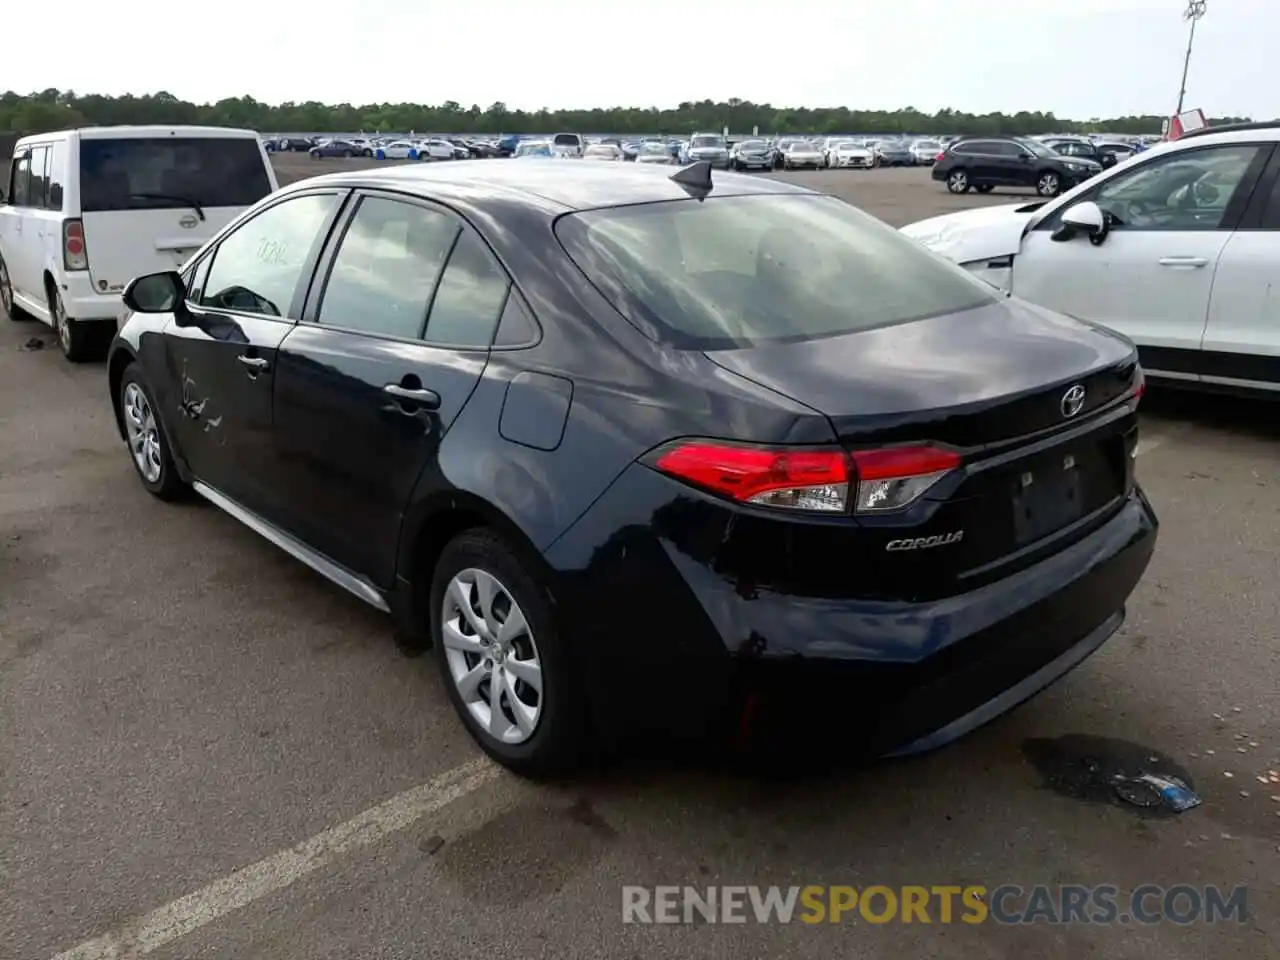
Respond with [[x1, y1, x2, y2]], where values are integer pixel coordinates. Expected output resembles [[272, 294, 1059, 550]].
[[1023, 734, 1201, 817]]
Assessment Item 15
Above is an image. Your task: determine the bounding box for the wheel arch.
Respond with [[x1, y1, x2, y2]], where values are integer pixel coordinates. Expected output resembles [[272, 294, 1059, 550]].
[[107, 344, 138, 440], [391, 489, 558, 649]]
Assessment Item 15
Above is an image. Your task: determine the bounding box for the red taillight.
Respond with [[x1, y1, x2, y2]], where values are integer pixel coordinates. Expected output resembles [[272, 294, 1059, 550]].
[[63, 219, 87, 271], [936, 151, 946, 162], [653, 441, 851, 512], [1133, 368, 1146, 403], [849, 446, 962, 513], [649, 440, 961, 515]]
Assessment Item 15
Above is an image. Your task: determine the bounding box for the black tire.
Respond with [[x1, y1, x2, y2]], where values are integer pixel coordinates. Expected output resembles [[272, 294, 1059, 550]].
[[0, 253, 27, 321], [976, 184, 995, 194], [310, 151, 320, 160], [48, 285, 96, 362], [363, 149, 373, 158], [1036, 170, 1063, 197], [118, 362, 189, 500], [343, 150, 353, 158], [431, 528, 587, 777], [946, 169, 971, 194]]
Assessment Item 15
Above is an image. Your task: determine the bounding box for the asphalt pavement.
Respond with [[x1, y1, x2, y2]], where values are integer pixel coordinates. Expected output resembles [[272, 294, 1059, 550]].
[[2, 159, 1278, 960]]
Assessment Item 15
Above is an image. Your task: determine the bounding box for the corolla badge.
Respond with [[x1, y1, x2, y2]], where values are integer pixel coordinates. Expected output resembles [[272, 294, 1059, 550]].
[[178, 215, 199, 229], [886, 531, 964, 552], [1060, 384, 1086, 418]]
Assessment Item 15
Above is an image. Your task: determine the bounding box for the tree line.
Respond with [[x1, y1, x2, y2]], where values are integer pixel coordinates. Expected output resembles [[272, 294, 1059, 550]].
[[0, 89, 1254, 138]]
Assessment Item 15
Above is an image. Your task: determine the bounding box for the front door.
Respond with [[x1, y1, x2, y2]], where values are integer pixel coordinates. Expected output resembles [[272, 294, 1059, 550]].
[[1011, 141, 1272, 369], [272, 192, 513, 587], [163, 189, 347, 520]]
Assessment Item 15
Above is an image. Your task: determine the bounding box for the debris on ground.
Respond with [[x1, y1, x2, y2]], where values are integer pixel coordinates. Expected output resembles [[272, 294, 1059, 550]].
[[19, 337, 46, 351]]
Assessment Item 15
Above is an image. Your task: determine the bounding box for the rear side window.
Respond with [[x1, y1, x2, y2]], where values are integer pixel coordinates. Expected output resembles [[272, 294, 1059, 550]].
[[556, 194, 996, 350], [424, 230, 511, 347], [79, 137, 273, 214], [46, 140, 66, 210], [317, 196, 460, 340]]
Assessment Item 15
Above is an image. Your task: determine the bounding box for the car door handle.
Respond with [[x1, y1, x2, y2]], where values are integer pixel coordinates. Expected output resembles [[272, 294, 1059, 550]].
[[236, 355, 270, 371], [1158, 256, 1209, 268], [383, 384, 441, 409]]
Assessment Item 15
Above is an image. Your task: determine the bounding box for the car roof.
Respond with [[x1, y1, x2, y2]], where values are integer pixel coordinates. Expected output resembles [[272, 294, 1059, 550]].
[[295, 160, 816, 212]]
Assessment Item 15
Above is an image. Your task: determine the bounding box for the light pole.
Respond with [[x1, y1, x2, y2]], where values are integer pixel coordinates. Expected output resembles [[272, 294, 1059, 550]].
[[1175, 0, 1207, 117]]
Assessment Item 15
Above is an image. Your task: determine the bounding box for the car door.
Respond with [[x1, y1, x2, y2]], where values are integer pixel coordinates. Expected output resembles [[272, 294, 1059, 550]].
[[1010, 141, 1272, 368], [271, 191, 510, 586], [1, 150, 38, 306], [164, 188, 348, 520], [962, 141, 1001, 183], [1197, 148, 1280, 391]]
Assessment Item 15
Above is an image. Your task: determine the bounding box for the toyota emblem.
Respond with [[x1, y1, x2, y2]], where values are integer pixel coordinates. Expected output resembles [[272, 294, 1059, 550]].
[[1060, 384, 1086, 418], [178, 215, 199, 229]]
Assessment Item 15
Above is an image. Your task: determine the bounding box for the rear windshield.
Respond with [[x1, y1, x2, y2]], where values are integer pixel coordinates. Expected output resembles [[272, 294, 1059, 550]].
[[691, 136, 724, 148], [556, 194, 996, 349], [553, 134, 581, 146], [78, 137, 273, 213]]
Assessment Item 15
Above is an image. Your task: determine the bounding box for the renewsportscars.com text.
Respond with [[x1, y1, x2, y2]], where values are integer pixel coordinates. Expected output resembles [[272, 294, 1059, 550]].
[[622, 884, 1247, 925]]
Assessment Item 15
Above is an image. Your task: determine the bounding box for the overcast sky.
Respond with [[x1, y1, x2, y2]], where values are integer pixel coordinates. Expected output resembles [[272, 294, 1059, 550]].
[[13, 0, 1271, 119]]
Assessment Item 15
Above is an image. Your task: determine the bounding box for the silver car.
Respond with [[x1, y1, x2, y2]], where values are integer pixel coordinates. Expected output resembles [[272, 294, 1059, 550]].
[[781, 139, 825, 170], [686, 133, 731, 168], [730, 139, 774, 171], [635, 141, 675, 164]]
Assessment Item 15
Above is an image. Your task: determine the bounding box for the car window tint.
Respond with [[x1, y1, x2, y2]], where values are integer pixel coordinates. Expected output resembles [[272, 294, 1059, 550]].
[[317, 196, 459, 339], [990, 141, 1020, 157], [10, 153, 31, 206], [27, 146, 49, 208], [200, 193, 339, 317], [79, 137, 273, 213], [46, 140, 66, 210], [424, 229, 511, 347], [1093, 145, 1261, 231], [557, 193, 996, 349]]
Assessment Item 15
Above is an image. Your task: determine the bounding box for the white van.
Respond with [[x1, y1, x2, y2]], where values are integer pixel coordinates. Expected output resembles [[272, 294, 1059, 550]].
[[0, 125, 277, 360]]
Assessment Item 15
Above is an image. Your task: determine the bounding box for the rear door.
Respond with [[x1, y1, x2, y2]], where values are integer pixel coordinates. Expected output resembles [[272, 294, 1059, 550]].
[[78, 133, 277, 294], [1012, 141, 1273, 370], [165, 189, 347, 520], [1197, 148, 1280, 390], [272, 192, 511, 586], [1, 149, 39, 305]]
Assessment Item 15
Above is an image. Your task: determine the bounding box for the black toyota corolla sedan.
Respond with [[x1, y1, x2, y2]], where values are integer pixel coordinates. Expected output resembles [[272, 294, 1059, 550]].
[[107, 160, 1157, 776]]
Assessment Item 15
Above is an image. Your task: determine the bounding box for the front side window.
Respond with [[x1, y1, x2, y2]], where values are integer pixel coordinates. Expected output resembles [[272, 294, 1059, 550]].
[[557, 194, 997, 349], [317, 196, 460, 340], [79, 137, 273, 213], [200, 193, 340, 317], [1086, 144, 1262, 231]]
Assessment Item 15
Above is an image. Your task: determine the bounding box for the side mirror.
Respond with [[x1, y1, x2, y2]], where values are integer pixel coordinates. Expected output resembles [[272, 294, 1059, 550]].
[[1054, 201, 1109, 245], [122, 271, 185, 314]]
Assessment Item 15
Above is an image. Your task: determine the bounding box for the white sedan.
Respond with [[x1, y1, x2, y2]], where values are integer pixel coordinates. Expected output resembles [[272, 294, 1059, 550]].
[[377, 140, 420, 160], [417, 139, 456, 161], [828, 141, 876, 169]]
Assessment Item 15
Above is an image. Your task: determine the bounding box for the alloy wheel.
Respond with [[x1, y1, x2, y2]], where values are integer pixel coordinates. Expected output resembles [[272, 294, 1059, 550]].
[[122, 382, 164, 483], [54, 294, 72, 353], [0, 259, 12, 316], [1039, 173, 1060, 196], [441, 568, 543, 744], [948, 171, 968, 192]]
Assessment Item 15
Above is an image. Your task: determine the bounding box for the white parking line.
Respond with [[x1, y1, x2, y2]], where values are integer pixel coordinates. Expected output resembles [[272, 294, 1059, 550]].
[[49, 757, 501, 960], [1134, 435, 1167, 457]]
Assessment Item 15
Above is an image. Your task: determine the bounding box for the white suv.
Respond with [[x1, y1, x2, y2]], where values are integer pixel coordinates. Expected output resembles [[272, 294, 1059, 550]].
[[901, 123, 1280, 397], [0, 125, 277, 361]]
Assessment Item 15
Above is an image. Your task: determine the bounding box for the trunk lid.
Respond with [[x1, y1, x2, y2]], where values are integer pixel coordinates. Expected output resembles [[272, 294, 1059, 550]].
[[82, 206, 243, 292], [705, 299, 1142, 599]]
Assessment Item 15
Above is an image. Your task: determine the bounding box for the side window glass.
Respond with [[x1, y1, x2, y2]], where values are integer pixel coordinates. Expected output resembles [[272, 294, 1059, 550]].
[[1092, 145, 1261, 232], [317, 196, 459, 339], [200, 193, 339, 317], [27, 147, 49, 209], [493, 290, 538, 347], [46, 141, 66, 210], [11, 154, 31, 207], [1259, 170, 1280, 229], [424, 229, 512, 347]]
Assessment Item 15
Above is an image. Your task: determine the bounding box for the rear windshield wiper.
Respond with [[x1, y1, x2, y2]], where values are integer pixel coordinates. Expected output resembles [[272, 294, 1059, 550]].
[[129, 193, 206, 221]]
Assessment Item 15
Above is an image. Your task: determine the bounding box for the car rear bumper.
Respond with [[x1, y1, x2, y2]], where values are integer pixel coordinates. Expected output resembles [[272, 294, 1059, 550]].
[[544, 463, 1158, 755], [65, 275, 123, 322]]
